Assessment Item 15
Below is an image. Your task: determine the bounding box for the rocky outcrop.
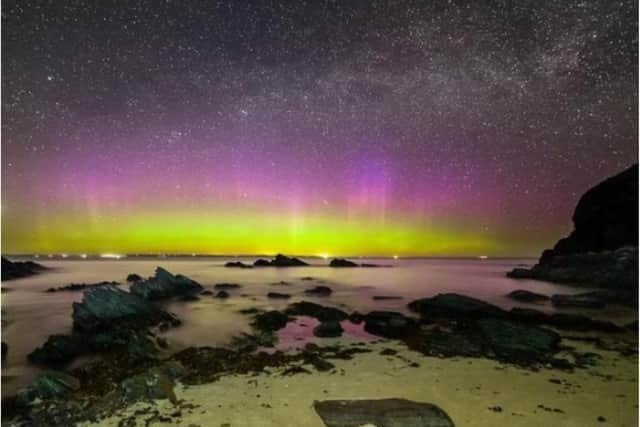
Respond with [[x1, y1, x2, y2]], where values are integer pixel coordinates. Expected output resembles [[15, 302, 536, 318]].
[[508, 165, 638, 289], [253, 254, 309, 267], [1, 257, 47, 281], [363, 311, 415, 339], [29, 286, 179, 366], [130, 267, 202, 300], [304, 285, 333, 296], [329, 258, 358, 267], [408, 293, 507, 320], [285, 301, 348, 322], [314, 399, 455, 427], [313, 321, 344, 338], [224, 261, 253, 268]]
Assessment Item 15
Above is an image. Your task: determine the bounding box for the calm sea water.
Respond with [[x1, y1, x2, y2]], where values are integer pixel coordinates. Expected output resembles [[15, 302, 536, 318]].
[[1, 257, 635, 396]]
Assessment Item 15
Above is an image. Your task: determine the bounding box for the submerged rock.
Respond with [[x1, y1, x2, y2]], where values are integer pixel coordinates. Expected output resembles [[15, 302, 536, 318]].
[[329, 258, 358, 267], [509, 307, 622, 332], [2, 257, 47, 281], [253, 254, 309, 267], [267, 292, 291, 299], [313, 321, 344, 338], [551, 293, 607, 309], [314, 398, 455, 427], [130, 267, 202, 300], [506, 290, 550, 303], [364, 311, 415, 339], [45, 281, 120, 293], [372, 295, 403, 300], [214, 290, 230, 299], [305, 285, 333, 296], [408, 293, 507, 320], [285, 301, 348, 322], [214, 283, 241, 290], [225, 261, 253, 268]]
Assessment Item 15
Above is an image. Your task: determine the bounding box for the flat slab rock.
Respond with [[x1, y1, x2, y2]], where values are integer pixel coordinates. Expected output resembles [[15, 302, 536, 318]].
[[314, 399, 455, 427]]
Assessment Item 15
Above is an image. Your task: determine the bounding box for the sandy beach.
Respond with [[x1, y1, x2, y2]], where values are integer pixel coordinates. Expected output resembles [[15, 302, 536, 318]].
[[84, 338, 638, 427]]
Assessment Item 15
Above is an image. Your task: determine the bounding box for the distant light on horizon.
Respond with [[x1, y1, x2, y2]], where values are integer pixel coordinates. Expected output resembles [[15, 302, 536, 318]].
[[100, 253, 125, 259]]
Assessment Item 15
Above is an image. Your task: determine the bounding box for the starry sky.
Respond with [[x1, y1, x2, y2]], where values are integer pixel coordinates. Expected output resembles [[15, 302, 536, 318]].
[[1, 0, 637, 256]]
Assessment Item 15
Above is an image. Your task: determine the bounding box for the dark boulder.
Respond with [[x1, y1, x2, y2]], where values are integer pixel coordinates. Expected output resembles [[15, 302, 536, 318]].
[[363, 311, 415, 339], [313, 321, 344, 338], [252, 311, 291, 332], [253, 254, 309, 267], [126, 273, 143, 282], [267, 292, 291, 299], [313, 399, 455, 427], [551, 293, 606, 309], [305, 286, 333, 296], [214, 290, 230, 299], [27, 335, 85, 365], [506, 290, 549, 303], [408, 293, 507, 320], [329, 258, 358, 267], [2, 257, 47, 281], [285, 302, 348, 322], [372, 295, 403, 301], [130, 267, 203, 300]]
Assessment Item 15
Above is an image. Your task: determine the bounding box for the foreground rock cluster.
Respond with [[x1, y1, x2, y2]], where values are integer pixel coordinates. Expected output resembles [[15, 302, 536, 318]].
[[5, 265, 635, 426], [508, 164, 638, 291]]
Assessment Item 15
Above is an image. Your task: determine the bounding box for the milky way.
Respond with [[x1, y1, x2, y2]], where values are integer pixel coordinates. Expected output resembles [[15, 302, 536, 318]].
[[2, 1, 637, 256]]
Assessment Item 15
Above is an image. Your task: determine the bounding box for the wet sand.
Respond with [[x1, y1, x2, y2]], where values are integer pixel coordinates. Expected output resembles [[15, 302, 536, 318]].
[[84, 338, 638, 427]]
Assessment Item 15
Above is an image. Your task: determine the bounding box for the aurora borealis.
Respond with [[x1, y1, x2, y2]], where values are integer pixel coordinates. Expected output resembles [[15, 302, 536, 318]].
[[1, 1, 637, 257]]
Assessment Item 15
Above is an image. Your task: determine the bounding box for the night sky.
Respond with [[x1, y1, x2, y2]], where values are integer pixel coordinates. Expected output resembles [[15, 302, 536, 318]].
[[2, 0, 637, 256]]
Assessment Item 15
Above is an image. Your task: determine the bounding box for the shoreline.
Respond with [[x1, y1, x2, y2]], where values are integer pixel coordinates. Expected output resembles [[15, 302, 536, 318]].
[[82, 339, 638, 427]]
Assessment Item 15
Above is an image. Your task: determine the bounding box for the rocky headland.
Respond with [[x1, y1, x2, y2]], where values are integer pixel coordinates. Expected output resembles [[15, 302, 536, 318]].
[[507, 164, 638, 294], [1, 257, 47, 281]]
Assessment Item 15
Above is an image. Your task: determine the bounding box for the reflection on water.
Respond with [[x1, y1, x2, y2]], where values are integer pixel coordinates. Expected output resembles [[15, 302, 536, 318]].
[[1, 257, 634, 396]]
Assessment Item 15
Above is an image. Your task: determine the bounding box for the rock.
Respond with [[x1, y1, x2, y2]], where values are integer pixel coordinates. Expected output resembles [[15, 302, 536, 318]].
[[1, 257, 47, 281], [313, 321, 344, 338], [179, 293, 200, 301], [507, 165, 638, 289], [1, 342, 7, 363], [252, 311, 291, 332], [126, 273, 143, 282], [285, 302, 348, 322], [200, 290, 213, 296], [372, 295, 403, 300], [27, 334, 85, 365], [72, 285, 176, 332], [253, 254, 309, 267], [408, 293, 507, 320], [329, 258, 358, 267], [45, 281, 120, 293], [313, 398, 455, 427], [363, 311, 415, 338], [551, 293, 606, 309], [120, 361, 186, 403], [225, 261, 252, 268], [267, 292, 291, 299], [509, 307, 622, 332], [16, 371, 81, 405], [214, 290, 230, 299], [232, 331, 278, 351], [408, 318, 562, 367], [506, 290, 550, 303], [348, 312, 364, 324], [214, 283, 241, 290], [130, 267, 203, 300], [305, 286, 333, 296]]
